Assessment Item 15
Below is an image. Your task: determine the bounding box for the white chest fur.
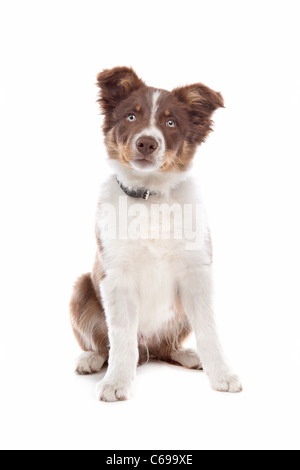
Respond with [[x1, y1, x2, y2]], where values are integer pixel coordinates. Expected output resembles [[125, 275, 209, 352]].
[[97, 172, 210, 336]]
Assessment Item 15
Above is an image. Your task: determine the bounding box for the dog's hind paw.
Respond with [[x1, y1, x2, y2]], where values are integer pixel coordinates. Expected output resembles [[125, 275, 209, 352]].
[[75, 352, 105, 375]]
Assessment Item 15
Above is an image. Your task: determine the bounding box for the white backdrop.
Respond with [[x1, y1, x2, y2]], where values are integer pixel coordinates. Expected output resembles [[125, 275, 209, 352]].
[[0, 0, 299, 451]]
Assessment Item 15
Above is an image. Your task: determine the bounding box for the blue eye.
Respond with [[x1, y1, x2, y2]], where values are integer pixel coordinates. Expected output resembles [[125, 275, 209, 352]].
[[166, 120, 176, 128], [127, 114, 137, 122]]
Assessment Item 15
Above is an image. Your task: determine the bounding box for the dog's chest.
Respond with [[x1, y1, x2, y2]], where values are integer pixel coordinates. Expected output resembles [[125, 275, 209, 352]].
[[100, 198, 187, 334], [98, 178, 205, 335], [132, 238, 183, 334]]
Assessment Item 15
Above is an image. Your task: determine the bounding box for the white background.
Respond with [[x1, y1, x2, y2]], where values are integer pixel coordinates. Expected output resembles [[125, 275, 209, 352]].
[[0, 0, 299, 451]]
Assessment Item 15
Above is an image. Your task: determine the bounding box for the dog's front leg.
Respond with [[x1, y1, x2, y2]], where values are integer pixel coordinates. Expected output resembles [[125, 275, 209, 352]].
[[180, 265, 242, 393], [96, 275, 139, 402]]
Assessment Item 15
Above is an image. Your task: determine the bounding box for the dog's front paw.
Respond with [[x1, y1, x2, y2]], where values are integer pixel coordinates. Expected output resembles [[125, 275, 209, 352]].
[[96, 379, 133, 402], [210, 372, 242, 393]]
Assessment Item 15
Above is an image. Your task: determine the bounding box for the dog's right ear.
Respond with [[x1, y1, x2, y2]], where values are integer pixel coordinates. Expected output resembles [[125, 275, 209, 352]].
[[97, 67, 145, 132]]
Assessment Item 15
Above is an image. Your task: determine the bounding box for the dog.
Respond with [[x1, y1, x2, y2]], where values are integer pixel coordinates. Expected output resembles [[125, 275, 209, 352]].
[[70, 66, 242, 401]]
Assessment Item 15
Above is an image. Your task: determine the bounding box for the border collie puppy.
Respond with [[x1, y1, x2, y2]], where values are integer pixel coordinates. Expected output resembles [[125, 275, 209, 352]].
[[70, 67, 242, 401]]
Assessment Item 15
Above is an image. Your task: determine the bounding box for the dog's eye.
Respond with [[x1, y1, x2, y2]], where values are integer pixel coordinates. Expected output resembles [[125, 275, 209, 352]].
[[127, 114, 137, 122], [166, 120, 176, 128]]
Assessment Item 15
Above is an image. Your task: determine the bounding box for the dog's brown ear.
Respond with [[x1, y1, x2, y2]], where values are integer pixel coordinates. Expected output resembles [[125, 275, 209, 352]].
[[97, 67, 145, 133], [173, 83, 224, 144]]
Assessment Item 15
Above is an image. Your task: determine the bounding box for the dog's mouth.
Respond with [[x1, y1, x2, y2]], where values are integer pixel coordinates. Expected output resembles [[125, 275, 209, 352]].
[[131, 155, 161, 171], [134, 157, 155, 166]]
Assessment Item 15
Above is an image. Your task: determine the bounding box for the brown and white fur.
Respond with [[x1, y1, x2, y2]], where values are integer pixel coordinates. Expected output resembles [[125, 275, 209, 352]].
[[70, 67, 242, 401]]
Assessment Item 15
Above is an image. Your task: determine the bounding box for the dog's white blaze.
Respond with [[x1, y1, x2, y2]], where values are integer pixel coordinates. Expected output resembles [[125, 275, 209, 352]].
[[131, 91, 166, 169], [150, 90, 161, 127]]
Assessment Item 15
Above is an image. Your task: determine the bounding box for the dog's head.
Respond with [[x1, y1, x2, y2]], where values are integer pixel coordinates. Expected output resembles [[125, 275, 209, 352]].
[[97, 66, 224, 173]]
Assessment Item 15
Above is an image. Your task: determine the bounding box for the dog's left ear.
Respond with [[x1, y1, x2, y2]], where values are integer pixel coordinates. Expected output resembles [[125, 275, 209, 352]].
[[173, 83, 224, 144]]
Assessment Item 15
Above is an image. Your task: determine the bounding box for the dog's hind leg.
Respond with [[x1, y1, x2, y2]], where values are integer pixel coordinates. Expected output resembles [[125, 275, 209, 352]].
[[76, 351, 106, 375], [170, 348, 203, 370], [147, 303, 203, 369], [70, 273, 109, 374]]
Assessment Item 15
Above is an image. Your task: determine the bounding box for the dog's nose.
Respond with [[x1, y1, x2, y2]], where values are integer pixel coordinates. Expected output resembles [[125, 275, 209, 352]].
[[136, 136, 158, 157]]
